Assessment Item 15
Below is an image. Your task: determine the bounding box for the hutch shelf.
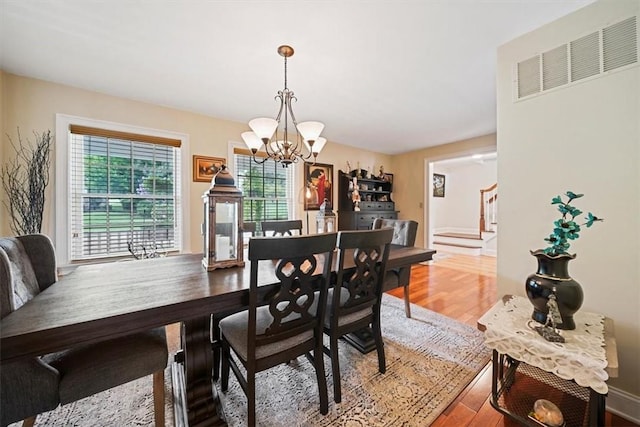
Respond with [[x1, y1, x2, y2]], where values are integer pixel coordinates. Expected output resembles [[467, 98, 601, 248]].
[[337, 170, 398, 230]]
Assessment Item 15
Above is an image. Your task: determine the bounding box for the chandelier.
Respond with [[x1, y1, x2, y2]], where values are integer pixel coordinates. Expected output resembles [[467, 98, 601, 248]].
[[241, 45, 326, 167]]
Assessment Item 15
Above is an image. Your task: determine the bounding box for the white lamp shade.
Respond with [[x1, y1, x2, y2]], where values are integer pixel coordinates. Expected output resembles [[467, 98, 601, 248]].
[[306, 137, 327, 154], [241, 131, 264, 151], [297, 121, 325, 142], [249, 118, 278, 141]]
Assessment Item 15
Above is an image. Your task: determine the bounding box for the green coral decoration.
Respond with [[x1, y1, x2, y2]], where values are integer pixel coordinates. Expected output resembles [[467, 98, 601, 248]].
[[543, 191, 604, 256]]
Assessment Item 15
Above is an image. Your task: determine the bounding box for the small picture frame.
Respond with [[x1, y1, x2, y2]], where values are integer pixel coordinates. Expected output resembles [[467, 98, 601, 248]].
[[384, 173, 394, 184], [433, 173, 445, 197], [193, 155, 226, 182]]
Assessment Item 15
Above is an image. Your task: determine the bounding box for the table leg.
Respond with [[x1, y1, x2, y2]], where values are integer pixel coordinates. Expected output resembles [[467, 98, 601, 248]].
[[589, 388, 606, 427], [172, 315, 227, 427]]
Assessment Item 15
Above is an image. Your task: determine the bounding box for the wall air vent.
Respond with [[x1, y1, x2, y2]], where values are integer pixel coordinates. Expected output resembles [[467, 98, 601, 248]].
[[543, 45, 568, 90], [603, 16, 638, 72], [570, 32, 600, 82], [516, 15, 638, 100], [517, 56, 540, 98]]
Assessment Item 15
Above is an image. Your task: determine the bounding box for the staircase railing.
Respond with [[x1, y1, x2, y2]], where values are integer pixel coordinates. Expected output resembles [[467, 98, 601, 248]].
[[479, 183, 498, 237]]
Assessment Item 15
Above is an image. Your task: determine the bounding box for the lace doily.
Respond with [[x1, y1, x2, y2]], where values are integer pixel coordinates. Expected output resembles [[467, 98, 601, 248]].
[[481, 296, 608, 393]]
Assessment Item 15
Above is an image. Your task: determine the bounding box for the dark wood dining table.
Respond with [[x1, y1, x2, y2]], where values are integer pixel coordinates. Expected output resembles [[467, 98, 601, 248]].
[[0, 245, 434, 426]]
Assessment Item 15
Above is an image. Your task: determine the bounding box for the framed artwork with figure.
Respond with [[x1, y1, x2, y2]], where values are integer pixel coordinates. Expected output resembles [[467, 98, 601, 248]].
[[433, 173, 445, 197], [304, 162, 333, 210]]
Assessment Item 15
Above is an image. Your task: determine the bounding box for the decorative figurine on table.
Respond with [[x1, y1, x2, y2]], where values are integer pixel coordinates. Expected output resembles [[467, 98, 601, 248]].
[[378, 165, 385, 180], [533, 287, 566, 343]]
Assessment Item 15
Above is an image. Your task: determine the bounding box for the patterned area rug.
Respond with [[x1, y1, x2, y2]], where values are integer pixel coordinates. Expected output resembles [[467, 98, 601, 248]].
[[220, 294, 491, 426], [14, 295, 490, 426]]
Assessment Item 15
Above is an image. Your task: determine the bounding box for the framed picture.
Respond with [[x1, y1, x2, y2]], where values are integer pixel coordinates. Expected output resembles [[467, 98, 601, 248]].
[[384, 173, 394, 184], [304, 162, 333, 211], [433, 173, 445, 197], [193, 155, 226, 182]]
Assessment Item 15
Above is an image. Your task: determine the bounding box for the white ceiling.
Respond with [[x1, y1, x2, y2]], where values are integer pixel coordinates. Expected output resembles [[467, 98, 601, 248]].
[[0, 0, 594, 154]]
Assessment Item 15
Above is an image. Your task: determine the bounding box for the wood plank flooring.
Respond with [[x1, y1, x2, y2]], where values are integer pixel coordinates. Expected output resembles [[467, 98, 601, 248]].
[[386, 253, 637, 427]]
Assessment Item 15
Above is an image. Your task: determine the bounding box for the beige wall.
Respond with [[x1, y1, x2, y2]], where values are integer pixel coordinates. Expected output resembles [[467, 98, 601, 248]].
[[0, 72, 391, 251], [497, 0, 639, 403], [391, 134, 497, 247]]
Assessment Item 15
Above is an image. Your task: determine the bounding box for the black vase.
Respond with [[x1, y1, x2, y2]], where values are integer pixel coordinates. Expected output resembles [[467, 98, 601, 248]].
[[525, 250, 583, 330]]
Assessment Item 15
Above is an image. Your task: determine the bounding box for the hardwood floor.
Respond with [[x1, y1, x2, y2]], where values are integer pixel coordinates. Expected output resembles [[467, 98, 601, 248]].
[[386, 253, 637, 427]]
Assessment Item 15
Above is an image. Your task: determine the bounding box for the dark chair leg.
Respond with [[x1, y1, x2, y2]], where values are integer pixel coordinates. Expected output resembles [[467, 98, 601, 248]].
[[211, 315, 221, 381], [314, 338, 329, 414], [330, 335, 341, 403], [403, 284, 412, 318], [22, 416, 37, 427], [221, 339, 230, 391], [373, 309, 386, 373]]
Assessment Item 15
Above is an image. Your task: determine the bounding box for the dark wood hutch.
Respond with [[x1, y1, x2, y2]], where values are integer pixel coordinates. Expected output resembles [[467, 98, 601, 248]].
[[337, 170, 398, 230]]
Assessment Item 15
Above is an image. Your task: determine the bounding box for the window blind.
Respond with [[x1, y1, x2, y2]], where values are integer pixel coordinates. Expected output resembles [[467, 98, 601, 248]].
[[69, 127, 182, 261], [233, 148, 295, 230]]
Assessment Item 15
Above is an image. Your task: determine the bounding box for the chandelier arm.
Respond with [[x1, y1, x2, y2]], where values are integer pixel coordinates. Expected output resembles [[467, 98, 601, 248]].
[[251, 153, 270, 165]]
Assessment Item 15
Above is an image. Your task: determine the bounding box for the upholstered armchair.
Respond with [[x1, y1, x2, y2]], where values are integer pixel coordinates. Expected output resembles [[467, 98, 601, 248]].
[[372, 218, 419, 318], [0, 234, 168, 427]]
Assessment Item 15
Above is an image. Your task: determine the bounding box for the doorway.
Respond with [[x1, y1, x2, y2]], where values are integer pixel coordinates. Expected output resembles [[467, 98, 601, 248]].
[[424, 151, 497, 257]]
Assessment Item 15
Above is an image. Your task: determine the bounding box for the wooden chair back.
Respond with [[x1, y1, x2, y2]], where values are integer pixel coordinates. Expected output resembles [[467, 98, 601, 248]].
[[247, 233, 336, 352], [242, 221, 257, 236], [261, 219, 303, 236], [331, 228, 393, 323]]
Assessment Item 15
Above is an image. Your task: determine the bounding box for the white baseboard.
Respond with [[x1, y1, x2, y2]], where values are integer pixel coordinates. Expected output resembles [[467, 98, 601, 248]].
[[607, 386, 640, 424], [481, 248, 497, 257]]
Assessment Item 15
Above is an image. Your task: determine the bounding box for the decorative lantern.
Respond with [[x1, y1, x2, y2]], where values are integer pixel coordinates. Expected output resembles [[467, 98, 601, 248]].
[[202, 165, 245, 271], [315, 198, 336, 233]]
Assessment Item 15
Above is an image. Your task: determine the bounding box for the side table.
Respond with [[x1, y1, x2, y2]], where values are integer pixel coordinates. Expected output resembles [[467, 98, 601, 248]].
[[478, 295, 618, 426]]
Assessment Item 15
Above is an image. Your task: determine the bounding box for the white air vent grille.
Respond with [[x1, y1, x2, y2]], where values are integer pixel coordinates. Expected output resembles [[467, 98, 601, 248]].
[[517, 56, 540, 98], [603, 16, 637, 72], [543, 45, 568, 90], [515, 16, 638, 100], [571, 32, 600, 82]]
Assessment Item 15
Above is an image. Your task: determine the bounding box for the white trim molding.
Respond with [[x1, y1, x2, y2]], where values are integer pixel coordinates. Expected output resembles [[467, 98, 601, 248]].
[[607, 386, 640, 425], [55, 114, 190, 266]]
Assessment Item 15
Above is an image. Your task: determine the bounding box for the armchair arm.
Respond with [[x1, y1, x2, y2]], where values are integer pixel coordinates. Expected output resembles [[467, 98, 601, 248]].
[[0, 358, 60, 425]]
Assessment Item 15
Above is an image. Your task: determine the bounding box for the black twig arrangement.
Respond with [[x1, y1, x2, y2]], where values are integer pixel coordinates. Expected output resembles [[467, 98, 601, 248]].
[[1, 129, 53, 235]]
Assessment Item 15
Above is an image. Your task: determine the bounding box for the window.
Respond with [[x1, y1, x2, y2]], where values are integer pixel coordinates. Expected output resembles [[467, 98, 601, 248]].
[[68, 125, 183, 261], [234, 148, 295, 231]]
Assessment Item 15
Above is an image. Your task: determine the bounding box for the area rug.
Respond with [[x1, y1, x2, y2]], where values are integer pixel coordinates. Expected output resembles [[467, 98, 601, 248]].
[[14, 295, 490, 426], [219, 294, 491, 426]]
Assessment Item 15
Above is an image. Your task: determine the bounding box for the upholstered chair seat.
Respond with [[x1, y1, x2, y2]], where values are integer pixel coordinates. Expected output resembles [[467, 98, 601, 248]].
[[43, 328, 168, 405]]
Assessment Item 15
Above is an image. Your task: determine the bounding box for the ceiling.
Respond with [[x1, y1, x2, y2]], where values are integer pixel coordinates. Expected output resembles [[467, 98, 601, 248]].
[[0, 0, 594, 155]]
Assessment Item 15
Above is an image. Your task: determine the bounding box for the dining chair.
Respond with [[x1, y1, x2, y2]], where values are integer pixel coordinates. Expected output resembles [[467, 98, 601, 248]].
[[242, 221, 257, 237], [372, 218, 418, 318], [219, 233, 337, 426], [260, 219, 303, 236], [0, 234, 168, 427], [320, 227, 393, 403]]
